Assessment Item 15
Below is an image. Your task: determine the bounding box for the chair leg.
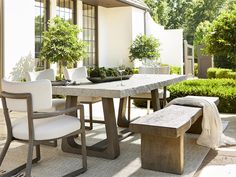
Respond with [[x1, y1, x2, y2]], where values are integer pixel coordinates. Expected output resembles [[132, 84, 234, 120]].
[[62, 131, 87, 177], [128, 97, 131, 122], [0, 138, 11, 166], [147, 100, 151, 115], [85, 103, 93, 130], [41, 140, 57, 147], [25, 141, 34, 177], [0, 142, 40, 177], [89, 103, 93, 130], [36, 145, 41, 161], [81, 131, 87, 170]]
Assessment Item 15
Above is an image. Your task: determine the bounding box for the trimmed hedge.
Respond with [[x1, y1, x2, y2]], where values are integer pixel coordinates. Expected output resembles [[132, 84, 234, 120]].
[[133, 65, 181, 75], [168, 79, 236, 113], [133, 79, 236, 113], [207, 67, 236, 79]]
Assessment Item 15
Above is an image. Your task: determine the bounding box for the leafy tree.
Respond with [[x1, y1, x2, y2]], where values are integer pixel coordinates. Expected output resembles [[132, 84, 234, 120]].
[[204, 4, 236, 63], [193, 20, 211, 46], [145, 0, 228, 44], [129, 35, 160, 62], [185, 0, 227, 43], [40, 17, 87, 79]]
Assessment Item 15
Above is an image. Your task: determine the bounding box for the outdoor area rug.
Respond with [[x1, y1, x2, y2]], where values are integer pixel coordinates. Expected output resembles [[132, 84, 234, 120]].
[[0, 121, 229, 177]]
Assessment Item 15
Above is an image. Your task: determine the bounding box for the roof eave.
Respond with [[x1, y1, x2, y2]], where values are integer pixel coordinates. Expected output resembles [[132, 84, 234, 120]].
[[117, 0, 150, 11]]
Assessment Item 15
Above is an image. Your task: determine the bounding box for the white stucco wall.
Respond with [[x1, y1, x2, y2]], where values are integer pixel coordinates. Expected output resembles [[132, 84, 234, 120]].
[[146, 13, 183, 72], [160, 29, 183, 68], [131, 7, 145, 40], [98, 6, 133, 67], [4, 0, 35, 81]]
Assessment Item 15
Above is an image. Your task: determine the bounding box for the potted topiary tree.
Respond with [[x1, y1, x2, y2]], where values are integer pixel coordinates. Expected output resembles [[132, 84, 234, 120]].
[[129, 35, 160, 66], [40, 16, 87, 79]]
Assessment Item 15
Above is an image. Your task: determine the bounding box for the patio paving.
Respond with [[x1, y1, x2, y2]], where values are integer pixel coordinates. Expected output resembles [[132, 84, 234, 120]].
[[0, 99, 236, 176]]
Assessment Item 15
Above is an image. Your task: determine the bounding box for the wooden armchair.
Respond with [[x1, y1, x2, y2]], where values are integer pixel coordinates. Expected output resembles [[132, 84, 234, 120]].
[[0, 79, 87, 176], [64, 67, 102, 130]]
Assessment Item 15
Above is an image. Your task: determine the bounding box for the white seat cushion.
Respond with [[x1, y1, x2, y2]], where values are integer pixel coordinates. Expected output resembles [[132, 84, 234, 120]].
[[12, 115, 81, 140], [132, 89, 170, 99]]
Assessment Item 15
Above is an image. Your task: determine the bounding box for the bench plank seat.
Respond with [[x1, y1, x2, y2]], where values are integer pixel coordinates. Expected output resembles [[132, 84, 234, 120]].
[[130, 105, 202, 138], [129, 96, 219, 175]]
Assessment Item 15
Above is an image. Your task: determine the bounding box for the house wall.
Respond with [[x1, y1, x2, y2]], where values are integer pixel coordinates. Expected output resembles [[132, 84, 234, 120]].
[[98, 6, 133, 67], [1, 1, 184, 81], [131, 7, 145, 40], [146, 13, 183, 73], [4, 0, 35, 80]]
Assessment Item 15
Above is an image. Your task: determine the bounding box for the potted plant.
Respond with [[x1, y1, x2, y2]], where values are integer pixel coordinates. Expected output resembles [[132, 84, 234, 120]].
[[40, 16, 87, 79], [129, 35, 160, 66]]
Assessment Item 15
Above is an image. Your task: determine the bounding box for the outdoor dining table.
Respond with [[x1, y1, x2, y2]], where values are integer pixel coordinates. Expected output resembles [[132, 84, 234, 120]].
[[52, 74, 186, 159]]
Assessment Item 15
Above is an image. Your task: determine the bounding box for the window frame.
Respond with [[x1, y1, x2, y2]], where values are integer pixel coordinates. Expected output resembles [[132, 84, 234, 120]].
[[82, 3, 98, 66], [34, 0, 50, 68]]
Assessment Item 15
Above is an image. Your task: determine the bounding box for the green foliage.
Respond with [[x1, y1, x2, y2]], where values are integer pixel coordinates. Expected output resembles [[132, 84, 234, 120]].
[[228, 72, 236, 79], [132, 68, 139, 74], [207, 67, 236, 79], [193, 21, 211, 46], [40, 17, 87, 66], [207, 68, 219, 78], [89, 67, 133, 79], [129, 35, 160, 62], [215, 68, 232, 78], [168, 79, 236, 113], [145, 0, 228, 44], [214, 55, 236, 69], [204, 4, 236, 62], [194, 63, 198, 76], [170, 66, 181, 74]]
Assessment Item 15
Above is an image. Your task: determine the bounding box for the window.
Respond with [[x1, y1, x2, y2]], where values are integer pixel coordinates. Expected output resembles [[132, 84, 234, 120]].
[[35, 0, 48, 59], [56, 0, 76, 24], [83, 4, 97, 66]]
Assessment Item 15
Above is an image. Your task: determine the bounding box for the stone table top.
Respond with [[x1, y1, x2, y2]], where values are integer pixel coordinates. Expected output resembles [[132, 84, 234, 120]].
[[52, 74, 186, 98]]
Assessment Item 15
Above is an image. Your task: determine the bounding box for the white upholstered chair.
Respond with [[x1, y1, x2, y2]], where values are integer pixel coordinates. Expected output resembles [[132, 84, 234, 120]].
[[25, 69, 65, 111], [64, 67, 102, 130], [128, 66, 171, 120], [0, 79, 87, 176]]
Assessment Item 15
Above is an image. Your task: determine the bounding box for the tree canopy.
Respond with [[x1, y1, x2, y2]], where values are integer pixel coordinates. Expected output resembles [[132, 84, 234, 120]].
[[145, 0, 228, 44], [129, 35, 160, 62], [204, 4, 236, 62], [40, 17, 87, 66]]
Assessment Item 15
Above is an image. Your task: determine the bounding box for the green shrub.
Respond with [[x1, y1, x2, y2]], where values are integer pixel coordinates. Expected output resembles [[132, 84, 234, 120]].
[[168, 79, 236, 113], [133, 79, 236, 113], [227, 72, 236, 79], [215, 68, 232, 78], [214, 55, 236, 69], [194, 63, 198, 76], [132, 68, 139, 74], [207, 68, 218, 78], [170, 66, 181, 74], [207, 68, 236, 79]]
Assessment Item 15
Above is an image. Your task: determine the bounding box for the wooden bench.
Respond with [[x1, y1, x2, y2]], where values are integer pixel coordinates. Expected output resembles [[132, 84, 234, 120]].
[[129, 96, 219, 174]]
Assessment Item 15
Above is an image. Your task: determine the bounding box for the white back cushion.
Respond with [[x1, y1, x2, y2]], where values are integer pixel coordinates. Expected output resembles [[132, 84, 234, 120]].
[[25, 69, 55, 82], [64, 67, 87, 82], [1, 79, 52, 112]]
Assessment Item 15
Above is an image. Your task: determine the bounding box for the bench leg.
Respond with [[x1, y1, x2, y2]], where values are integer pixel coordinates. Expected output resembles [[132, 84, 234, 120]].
[[187, 116, 203, 134], [141, 134, 184, 174]]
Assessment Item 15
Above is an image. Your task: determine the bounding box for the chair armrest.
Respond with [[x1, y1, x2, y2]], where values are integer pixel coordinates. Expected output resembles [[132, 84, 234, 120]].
[[33, 105, 84, 119]]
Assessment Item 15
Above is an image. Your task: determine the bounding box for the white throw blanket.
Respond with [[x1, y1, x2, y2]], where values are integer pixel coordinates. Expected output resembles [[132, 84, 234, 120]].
[[166, 96, 236, 149]]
